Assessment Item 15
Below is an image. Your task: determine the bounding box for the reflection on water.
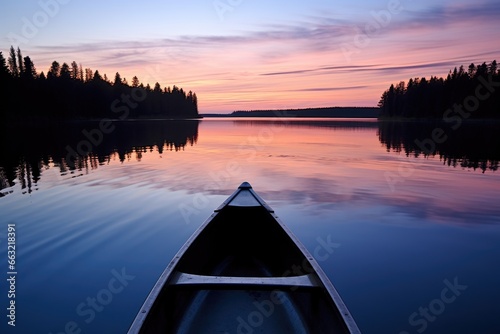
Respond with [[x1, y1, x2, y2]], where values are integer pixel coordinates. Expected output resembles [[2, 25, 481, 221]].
[[2, 118, 500, 197], [230, 117, 378, 130], [0, 118, 499, 333], [378, 120, 500, 172], [0, 120, 199, 195]]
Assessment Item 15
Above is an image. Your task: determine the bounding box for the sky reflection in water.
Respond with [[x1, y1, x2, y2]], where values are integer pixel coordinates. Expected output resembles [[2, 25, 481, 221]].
[[0, 119, 499, 333]]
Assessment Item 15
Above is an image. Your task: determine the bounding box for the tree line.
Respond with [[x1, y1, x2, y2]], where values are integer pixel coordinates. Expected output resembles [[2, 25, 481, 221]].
[[378, 61, 500, 119], [0, 46, 199, 121], [229, 107, 379, 118]]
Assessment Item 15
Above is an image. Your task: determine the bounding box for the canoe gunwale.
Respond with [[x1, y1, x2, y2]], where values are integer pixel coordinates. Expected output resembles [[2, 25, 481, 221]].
[[126, 209, 220, 333]]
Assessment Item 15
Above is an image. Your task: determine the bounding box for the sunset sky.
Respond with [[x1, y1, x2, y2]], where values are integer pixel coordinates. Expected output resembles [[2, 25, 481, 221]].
[[1, 0, 499, 113]]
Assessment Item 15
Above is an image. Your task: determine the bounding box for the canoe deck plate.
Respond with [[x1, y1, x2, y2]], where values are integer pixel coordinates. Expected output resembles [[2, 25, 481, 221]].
[[227, 189, 261, 207]]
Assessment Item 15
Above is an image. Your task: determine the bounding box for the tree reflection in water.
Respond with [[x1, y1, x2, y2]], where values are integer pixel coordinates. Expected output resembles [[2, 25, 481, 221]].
[[0, 120, 199, 196], [378, 120, 500, 172]]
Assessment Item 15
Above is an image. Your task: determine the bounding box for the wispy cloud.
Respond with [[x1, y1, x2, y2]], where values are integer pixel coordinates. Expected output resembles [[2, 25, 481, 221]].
[[400, 0, 500, 30], [261, 65, 378, 76], [286, 86, 368, 92]]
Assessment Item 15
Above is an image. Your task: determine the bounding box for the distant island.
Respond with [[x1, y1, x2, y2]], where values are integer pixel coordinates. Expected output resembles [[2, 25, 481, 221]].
[[378, 60, 500, 119], [0, 46, 199, 122], [203, 107, 380, 118]]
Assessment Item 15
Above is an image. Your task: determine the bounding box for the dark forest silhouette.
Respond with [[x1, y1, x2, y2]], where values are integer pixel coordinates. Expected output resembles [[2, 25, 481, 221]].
[[0, 46, 199, 121], [378, 61, 500, 119], [227, 107, 379, 118]]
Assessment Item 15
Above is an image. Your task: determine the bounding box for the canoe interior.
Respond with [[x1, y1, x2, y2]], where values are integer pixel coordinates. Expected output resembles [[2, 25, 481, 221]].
[[177, 206, 305, 277], [138, 205, 352, 333]]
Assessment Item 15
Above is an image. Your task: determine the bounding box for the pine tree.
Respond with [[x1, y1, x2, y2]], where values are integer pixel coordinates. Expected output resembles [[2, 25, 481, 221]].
[[192, 93, 198, 113], [93, 70, 102, 81], [131, 76, 140, 87], [154, 82, 162, 92], [85, 68, 93, 82], [70, 61, 79, 80], [8, 46, 18, 77], [79, 64, 84, 81], [60, 63, 71, 79], [22, 56, 37, 80], [113, 72, 122, 86], [17, 47, 24, 76], [489, 60, 497, 75], [47, 61, 60, 78], [477, 62, 488, 77], [0, 51, 10, 79], [468, 63, 476, 78]]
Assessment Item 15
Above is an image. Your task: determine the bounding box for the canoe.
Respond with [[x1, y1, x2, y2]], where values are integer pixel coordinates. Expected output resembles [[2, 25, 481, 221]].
[[128, 182, 360, 333]]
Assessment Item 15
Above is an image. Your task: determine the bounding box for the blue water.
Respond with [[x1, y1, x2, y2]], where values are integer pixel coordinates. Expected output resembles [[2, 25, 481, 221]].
[[1, 119, 499, 333]]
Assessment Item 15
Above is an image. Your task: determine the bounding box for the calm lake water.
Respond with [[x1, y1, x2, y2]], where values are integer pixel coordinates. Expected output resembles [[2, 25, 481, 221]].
[[1, 118, 500, 334]]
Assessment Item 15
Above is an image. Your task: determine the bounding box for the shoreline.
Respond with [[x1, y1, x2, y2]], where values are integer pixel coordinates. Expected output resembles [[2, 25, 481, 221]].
[[202, 106, 380, 118]]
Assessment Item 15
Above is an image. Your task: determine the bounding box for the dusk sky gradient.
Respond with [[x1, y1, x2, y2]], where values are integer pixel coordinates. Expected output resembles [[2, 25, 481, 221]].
[[1, 0, 499, 112]]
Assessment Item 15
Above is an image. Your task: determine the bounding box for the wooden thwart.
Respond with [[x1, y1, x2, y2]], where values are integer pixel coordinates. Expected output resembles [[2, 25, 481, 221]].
[[170, 271, 321, 289]]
